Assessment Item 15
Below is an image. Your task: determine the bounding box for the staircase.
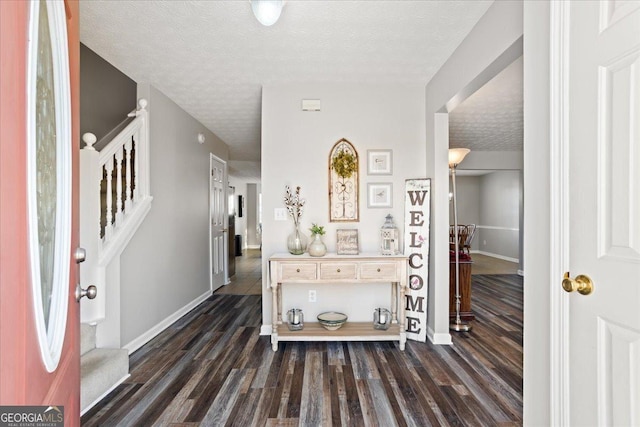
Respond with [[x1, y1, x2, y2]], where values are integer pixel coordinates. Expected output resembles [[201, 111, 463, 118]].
[[79, 98, 153, 414], [80, 324, 129, 414]]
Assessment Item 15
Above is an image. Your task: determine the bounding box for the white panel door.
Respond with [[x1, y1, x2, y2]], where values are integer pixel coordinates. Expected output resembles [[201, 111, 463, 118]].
[[567, 1, 640, 424], [210, 155, 227, 292]]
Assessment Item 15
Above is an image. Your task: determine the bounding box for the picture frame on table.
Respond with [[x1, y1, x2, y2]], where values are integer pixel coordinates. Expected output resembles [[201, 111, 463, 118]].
[[336, 229, 359, 255], [367, 149, 393, 175], [367, 183, 393, 208]]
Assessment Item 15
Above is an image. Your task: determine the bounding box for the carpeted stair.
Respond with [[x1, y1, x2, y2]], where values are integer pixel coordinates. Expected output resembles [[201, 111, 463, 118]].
[[80, 323, 129, 413]]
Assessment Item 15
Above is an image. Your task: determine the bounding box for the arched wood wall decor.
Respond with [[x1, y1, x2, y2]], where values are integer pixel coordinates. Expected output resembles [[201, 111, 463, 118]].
[[329, 138, 359, 222]]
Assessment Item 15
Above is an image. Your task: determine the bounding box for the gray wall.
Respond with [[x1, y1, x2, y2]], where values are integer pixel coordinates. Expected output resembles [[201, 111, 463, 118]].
[[227, 178, 261, 250], [523, 2, 552, 422], [246, 183, 260, 248], [451, 172, 521, 259], [119, 84, 229, 346], [450, 176, 481, 251], [478, 171, 520, 260], [228, 176, 248, 251], [80, 44, 136, 143]]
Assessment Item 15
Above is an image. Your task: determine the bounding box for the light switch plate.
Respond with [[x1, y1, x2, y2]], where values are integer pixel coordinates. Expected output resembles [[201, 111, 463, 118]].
[[302, 99, 321, 111], [274, 208, 288, 221]]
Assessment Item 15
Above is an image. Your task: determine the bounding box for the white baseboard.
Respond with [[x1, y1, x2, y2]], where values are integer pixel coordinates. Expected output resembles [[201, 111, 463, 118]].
[[517, 269, 525, 276], [427, 326, 452, 345], [472, 250, 519, 264], [123, 290, 211, 354], [80, 373, 130, 416], [260, 324, 272, 336], [246, 245, 261, 249]]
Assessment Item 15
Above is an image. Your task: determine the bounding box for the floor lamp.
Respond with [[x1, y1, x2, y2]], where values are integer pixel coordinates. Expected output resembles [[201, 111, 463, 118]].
[[449, 148, 471, 332]]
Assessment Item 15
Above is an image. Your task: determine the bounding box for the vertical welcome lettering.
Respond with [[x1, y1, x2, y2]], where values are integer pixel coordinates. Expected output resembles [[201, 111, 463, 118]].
[[403, 179, 430, 342]]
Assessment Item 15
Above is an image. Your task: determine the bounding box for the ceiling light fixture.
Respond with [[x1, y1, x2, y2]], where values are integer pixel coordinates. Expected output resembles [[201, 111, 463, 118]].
[[251, 0, 283, 27]]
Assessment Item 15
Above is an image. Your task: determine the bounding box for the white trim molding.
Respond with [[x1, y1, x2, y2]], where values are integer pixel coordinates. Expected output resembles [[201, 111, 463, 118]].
[[472, 250, 519, 264], [260, 324, 272, 336], [123, 291, 211, 354], [549, 0, 571, 425], [476, 225, 519, 232], [26, 0, 72, 373], [80, 373, 130, 416], [427, 326, 452, 345]]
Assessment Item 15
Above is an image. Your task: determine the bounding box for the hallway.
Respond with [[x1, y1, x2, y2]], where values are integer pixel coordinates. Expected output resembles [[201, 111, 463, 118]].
[[81, 251, 523, 425], [216, 249, 263, 296]]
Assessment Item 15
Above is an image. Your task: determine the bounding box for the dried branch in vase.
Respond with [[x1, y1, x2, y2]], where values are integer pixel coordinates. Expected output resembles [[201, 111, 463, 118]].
[[284, 185, 305, 226]]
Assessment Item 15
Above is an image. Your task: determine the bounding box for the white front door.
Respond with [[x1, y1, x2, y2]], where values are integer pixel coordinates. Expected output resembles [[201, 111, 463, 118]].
[[210, 154, 227, 292], [565, 1, 640, 424]]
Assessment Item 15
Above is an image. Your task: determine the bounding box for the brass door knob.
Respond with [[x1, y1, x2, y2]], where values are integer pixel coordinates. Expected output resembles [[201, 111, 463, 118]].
[[562, 272, 594, 295]]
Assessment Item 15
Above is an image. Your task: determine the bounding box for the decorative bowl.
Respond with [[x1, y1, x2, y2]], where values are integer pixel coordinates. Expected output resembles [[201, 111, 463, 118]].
[[317, 311, 348, 331]]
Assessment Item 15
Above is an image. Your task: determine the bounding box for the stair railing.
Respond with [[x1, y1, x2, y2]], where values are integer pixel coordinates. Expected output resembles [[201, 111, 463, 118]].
[[80, 99, 153, 324]]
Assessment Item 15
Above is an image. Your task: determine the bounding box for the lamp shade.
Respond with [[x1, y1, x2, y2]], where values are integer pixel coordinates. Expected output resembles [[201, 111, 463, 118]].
[[448, 148, 470, 168], [251, 0, 283, 26]]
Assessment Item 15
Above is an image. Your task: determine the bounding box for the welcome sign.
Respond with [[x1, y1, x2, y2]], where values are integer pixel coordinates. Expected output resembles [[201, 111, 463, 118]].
[[404, 179, 431, 342]]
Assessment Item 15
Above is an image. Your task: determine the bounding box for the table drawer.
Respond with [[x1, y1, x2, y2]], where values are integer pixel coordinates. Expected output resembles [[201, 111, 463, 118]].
[[360, 263, 398, 280], [320, 263, 357, 280], [280, 263, 317, 280]]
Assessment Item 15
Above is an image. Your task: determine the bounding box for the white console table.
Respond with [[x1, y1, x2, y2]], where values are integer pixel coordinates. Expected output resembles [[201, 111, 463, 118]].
[[268, 253, 408, 351]]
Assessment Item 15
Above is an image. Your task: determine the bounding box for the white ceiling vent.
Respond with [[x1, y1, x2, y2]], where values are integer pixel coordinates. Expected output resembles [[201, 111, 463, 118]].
[[301, 99, 321, 112]]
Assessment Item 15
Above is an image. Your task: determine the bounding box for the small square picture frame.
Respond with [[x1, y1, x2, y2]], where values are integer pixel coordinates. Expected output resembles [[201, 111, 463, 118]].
[[367, 149, 393, 175], [336, 229, 359, 255], [367, 183, 393, 208]]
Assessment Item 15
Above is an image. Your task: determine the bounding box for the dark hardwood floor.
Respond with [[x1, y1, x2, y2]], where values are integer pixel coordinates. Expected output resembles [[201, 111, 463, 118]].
[[82, 274, 523, 426]]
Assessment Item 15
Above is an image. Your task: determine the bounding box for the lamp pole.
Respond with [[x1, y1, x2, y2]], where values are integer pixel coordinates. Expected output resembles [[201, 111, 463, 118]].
[[449, 148, 471, 332]]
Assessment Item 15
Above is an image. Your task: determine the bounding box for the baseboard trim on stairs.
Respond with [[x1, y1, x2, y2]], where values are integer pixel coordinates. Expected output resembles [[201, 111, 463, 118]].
[[81, 373, 130, 416], [123, 290, 211, 354]]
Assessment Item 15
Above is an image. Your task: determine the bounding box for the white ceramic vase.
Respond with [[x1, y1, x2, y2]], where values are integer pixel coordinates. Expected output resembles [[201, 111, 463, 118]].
[[308, 234, 327, 257]]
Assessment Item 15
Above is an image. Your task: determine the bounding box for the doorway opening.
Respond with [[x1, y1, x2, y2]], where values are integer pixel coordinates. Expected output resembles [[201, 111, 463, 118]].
[[446, 52, 524, 320]]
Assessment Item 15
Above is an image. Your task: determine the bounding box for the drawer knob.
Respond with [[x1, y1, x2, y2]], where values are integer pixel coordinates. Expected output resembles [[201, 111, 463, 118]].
[[377, 268, 381, 272], [337, 268, 341, 273], [296, 268, 300, 273]]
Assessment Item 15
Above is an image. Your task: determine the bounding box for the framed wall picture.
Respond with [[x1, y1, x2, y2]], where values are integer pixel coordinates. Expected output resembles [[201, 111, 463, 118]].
[[367, 183, 393, 208], [367, 149, 393, 175], [329, 138, 359, 222], [336, 229, 359, 255]]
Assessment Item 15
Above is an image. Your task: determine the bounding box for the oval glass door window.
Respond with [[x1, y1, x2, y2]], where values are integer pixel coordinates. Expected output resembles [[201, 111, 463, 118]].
[[27, 0, 72, 373]]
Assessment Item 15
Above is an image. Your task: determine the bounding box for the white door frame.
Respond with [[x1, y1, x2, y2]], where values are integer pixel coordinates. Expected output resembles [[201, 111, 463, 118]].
[[209, 153, 229, 293], [548, 1, 571, 424]]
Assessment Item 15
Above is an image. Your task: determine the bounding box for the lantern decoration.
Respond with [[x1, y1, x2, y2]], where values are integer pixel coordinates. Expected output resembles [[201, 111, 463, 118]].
[[380, 214, 399, 255]]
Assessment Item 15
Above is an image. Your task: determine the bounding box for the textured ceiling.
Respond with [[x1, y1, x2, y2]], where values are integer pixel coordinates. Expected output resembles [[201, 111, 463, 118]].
[[80, 0, 495, 178], [449, 55, 523, 151]]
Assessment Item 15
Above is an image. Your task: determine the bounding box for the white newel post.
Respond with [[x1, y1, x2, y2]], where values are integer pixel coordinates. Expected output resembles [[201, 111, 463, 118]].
[[136, 98, 149, 200], [80, 133, 106, 323]]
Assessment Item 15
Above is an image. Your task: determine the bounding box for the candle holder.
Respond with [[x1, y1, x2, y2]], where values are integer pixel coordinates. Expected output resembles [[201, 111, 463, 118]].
[[373, 308, 391, 330], [287, 308, 304, 331]]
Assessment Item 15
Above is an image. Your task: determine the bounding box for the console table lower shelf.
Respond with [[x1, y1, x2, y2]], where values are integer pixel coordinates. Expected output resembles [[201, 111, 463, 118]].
[[269, 253, 409, 352], [276, 322, 404, 347]]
